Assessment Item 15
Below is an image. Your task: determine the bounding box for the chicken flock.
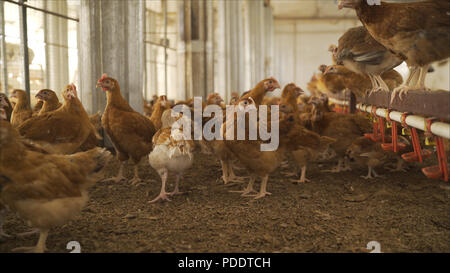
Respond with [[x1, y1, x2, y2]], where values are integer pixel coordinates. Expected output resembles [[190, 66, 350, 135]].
[[0, 0, 449, 252]]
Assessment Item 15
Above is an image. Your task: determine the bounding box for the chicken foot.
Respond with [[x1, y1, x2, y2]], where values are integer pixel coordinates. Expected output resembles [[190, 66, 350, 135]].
[[149, 169, 171, 203], [367, 74, 381, 95], [280, 161, 289, 169], [291, 166, 310, 184], [245, 175, 272, 199], [102, 161, 126, 183], [281, 171, 298, 177], [373, 75, 391, 93], [322, 158, 345, 173], [15, 228, 39, 237], [221, 160, 247, 184], [12, 229, 49, 253], [229, 176, 256, 196], [361, 166, 384, 179], [391, 66, 420, 103]]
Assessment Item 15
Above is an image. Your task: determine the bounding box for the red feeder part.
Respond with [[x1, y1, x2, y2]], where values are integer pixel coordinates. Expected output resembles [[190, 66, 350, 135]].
[[365, 106, 382, 142], [402, 149, 432, 162], [422, 165, 450, 180], [400, 127, 431, 163], [421, 120, 449, 182], [382, 143, 408, 152], [378, 117, 386, 143], [381, 111, 407, 152]]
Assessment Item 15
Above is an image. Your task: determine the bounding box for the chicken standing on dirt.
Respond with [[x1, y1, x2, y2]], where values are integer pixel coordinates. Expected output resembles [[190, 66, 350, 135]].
[[0, 120, 112, 253], [9, 89, 32, 127], [338, 0, 450, 101], [225, 95, 324, 199], [346, 136, 410, 179], [202, 92, 246, 183], [217, 78, 280, 186], [148, 109, 195, 203], [279, 84, 336, 183], [97, 74, 156, 185]]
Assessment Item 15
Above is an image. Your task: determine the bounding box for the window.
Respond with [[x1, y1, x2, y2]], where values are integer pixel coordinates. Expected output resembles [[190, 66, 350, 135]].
[[144, 0, 178, 101], [0, 0, 79, 107]]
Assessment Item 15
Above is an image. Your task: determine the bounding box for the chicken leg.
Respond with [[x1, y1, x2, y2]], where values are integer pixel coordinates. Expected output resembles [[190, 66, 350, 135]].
[[412, 64, 431, 91], [228, 163, 247, 183], [247, 175, 272, 199], [385, 158, 408, 172], [149, 169, 171, 203], [373, 75, 390, 93], [222, 160, 246, 184], [291, 166, 310, 184], [168, 174, 184, 195], [130, 164, 143, 185], [229, 176, 256, 196], [361, 166, 384, 179], [12, 229, 49, 253], [102, 161, 126, 183], [322, 158, 344, 173], [367, 74, 380, 95]]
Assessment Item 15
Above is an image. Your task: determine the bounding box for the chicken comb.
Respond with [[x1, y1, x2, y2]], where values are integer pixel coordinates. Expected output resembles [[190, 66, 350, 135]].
[[70, 83, 78, 96], [98, 73, 108, 83]]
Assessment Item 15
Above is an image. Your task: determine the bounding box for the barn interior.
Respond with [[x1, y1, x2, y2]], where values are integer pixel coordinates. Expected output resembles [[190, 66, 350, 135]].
[[0, 0, 449, 253]]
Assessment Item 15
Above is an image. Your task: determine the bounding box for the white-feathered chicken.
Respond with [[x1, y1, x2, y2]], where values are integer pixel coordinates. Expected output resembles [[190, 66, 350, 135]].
[[148, 109, 195, 203]]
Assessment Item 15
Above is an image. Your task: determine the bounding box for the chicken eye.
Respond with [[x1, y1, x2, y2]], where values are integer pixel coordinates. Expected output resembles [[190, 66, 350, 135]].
[[105, 80, 110, 84]]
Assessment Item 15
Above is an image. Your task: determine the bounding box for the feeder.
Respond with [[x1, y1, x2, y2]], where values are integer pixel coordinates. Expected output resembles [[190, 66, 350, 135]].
[[399, 113, 431, 163], [422, 119, 449, 182], [364, 106, 383, 142], [381, 110, 407, 152]]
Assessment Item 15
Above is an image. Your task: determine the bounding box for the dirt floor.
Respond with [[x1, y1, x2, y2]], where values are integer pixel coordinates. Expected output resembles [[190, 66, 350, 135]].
[[1, 150, 449, 253]]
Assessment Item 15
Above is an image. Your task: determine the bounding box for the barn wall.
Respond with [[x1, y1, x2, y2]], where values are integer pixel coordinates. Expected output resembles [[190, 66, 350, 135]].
[[273, 18, 449, 95], [273, 18, 360, 95]]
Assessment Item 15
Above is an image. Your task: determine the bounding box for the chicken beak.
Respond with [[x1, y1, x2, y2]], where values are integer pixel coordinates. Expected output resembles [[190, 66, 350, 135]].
[[337, 1, 344, 9], [96, 81, 103, 89], [66, 89, 75, 99], [35, 93, 44, 100]]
